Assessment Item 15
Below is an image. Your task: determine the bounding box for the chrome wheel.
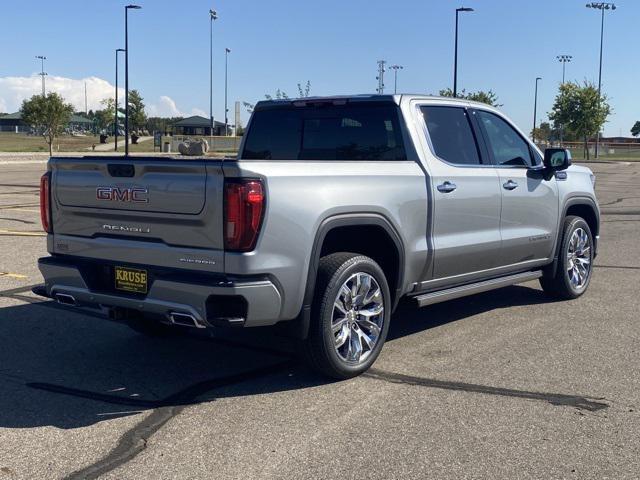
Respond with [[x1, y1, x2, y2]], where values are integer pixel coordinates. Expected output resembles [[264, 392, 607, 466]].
[[331, 272, 384, 365], [567, 227, 591, 289]]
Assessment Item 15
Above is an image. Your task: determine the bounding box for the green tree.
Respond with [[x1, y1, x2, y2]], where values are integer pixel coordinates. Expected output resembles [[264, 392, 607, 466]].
[[548, 81, 611, 160], [244, 81, 313, 114], [128, 90, 147, 133], [531, 121, 553, 143], [631, 121, 640, 137], [20, 93, 74, 156], [438, 88, 502, 107], [94, 98, 115, 132]]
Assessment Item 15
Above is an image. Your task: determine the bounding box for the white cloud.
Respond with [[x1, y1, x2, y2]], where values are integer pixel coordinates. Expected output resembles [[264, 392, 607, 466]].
[[146, 95, 207, 118], [0, 75, 205, 118], [0, 75, 124, 113]]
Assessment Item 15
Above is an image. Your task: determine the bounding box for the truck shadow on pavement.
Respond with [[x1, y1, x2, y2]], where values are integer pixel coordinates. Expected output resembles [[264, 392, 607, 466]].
[[0, 285, 607, 431]]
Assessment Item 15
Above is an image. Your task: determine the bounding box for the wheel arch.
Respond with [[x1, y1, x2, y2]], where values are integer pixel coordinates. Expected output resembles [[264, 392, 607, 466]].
[[548, 196, 600, 277], [292, 214, 405, 340]]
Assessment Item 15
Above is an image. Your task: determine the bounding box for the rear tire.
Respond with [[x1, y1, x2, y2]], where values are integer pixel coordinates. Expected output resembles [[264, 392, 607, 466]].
[[304, 252, 391, 379], [540, 216, 594, 300]]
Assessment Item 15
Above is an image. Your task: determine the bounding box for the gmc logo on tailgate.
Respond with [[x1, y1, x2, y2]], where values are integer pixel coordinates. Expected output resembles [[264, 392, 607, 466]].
[[96, 186, 149, 203]]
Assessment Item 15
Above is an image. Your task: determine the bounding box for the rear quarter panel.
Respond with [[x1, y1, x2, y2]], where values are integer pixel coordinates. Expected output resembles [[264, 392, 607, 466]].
[[222, 160, 428, 320]]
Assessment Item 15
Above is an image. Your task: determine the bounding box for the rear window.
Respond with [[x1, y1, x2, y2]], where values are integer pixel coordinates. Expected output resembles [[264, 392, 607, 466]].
[[242, 103, 407, 160]]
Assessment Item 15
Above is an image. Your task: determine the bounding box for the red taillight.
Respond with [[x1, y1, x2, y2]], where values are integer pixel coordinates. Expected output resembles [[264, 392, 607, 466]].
[[40, 173, 52, 233], [224, 179, 265, 251]]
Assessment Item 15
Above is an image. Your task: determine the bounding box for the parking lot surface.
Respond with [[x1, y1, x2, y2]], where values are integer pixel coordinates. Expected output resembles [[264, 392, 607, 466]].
[[0, 158, 638, 479]]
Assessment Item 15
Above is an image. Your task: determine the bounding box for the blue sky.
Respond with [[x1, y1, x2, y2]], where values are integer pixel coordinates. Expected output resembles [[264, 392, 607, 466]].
[[1, 0, 638, 136]]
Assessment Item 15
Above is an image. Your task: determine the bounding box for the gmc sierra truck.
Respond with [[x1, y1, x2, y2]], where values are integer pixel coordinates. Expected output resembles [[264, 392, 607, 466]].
[[36, 94, 600, 379]]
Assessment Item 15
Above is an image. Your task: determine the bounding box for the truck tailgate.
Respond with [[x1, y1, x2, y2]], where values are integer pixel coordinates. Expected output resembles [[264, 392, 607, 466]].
[[49, 156, 225, 272]]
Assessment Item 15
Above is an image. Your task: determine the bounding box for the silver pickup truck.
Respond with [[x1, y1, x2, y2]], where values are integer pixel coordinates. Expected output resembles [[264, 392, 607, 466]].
[[37, 94, 599, 378]]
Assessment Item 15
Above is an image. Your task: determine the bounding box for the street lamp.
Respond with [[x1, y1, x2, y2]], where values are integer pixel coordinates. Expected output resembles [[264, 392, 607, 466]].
[[35, 55, 47, 96], [586, 2, 617, 158], [453, 7, 474, 98], [375, 60, 386, 94], [389, 65, 404, 94], [210, 9, 218, 137], [224, 48, 231, 136], [532, 77, 542, 144], [556, 54, 572, 84], [115, 48, 125, 151], [124, 4, 141, 156]]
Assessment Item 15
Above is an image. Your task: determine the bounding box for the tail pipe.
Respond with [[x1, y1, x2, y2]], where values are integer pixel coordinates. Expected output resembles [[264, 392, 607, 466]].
[[55, 293, 77, 306], [168, 311, 207, 329]]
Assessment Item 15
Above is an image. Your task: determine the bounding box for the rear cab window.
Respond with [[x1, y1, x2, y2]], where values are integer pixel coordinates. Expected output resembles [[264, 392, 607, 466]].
[[420, 106, 484, 166], [241, 102, 407, 160]]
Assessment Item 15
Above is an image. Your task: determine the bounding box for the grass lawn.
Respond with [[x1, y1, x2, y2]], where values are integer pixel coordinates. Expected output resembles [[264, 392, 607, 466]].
[[0, 132, 102, 152]]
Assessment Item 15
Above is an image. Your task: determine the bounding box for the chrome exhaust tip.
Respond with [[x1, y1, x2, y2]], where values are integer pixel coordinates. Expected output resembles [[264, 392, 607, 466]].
[[55, 293, 77, 306], [168, 311, 206, 329]]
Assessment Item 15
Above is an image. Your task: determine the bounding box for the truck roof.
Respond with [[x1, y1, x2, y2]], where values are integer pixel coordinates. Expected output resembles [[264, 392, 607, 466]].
[[254, 94, 488, 110]]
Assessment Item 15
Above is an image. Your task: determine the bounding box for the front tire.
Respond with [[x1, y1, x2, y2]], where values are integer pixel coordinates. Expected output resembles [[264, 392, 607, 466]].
[[305, 252, 391, 379], [540, 215, 594, 299]]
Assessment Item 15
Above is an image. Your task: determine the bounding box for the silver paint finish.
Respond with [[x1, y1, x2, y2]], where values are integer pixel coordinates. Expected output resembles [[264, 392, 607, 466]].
[[41, 95, 600, 328]]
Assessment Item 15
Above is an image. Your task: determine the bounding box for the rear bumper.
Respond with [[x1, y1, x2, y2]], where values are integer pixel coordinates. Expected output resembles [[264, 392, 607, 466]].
[[37, 256, 283, 328]]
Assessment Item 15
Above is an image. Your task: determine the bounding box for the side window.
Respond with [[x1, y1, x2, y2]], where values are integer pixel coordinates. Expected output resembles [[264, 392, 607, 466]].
[[476, 111, 533, 167], [421, 106, 482, 166]]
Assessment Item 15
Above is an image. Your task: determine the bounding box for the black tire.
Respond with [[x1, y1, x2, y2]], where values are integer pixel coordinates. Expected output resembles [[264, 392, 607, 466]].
[[540, 215, 594, 300], [304, 252, 391, 379], [125, 314, 181, 337]]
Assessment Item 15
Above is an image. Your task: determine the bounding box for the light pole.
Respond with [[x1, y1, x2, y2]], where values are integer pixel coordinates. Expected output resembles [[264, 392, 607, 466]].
[[389, 65, 404, 94], [224, 48, 231, 136], [124, 4, 141, 157], [454, 7, 474, 98], [115, 48, 125, 151], [209, 9, 218, 137], [376, 60, 386, 94], [35, 55, 47, 96], [556, 55, 572, 145], [533, 77, 542, 144], [586, 2, 616, 158], [556, 54, 572, 84]]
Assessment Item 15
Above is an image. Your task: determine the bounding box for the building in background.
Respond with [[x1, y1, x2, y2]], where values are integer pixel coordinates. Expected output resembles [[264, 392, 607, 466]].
[[172, 115, 226, 136]]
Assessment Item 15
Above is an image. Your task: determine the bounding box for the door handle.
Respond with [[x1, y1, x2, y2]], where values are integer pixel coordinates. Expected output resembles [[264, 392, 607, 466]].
[[437, 181, 457, 193], [502, 179, 518, 190]]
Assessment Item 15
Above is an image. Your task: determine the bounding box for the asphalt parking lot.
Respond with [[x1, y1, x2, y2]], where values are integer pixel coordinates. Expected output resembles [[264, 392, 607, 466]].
[[0, 157, 639, 479]]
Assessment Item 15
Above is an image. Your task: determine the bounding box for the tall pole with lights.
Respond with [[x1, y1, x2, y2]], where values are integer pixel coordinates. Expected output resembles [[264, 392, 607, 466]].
[[115, 48, 125, 151], [557, 54, 572, 84], [124, 4, 141, 156], [224, 48, 231, 136], [209, 9, 218, 137], [586, 2, 616, 158], [454, 7, 474, 97], [389, 65, 404, 94], [556, 54, 572, 145], [533, 77, 542, 144], [376, 60, 386, 94], [35, 55, 47, 96]]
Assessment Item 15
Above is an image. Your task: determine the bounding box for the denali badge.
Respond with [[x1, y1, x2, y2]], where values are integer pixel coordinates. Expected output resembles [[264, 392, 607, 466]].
[[102, 224, 150, 234], [96, 186, 149, 203], [179, 257, 217, 266]]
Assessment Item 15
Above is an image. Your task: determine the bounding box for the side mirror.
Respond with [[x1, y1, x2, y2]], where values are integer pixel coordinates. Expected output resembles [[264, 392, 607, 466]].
[[543, 148, 572, 171]]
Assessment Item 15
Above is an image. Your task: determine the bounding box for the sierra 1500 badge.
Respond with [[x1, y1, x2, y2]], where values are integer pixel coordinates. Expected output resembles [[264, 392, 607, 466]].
[[96, 186, 148, 203]]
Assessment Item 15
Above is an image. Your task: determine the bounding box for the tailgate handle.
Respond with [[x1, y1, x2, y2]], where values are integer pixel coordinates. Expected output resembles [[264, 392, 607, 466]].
[[108, 164, 135, 177]]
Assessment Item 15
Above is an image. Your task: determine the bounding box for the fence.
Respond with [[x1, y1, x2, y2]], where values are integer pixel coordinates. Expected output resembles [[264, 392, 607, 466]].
[[170, 135, 241, 153], [536, 141, 640, 161]]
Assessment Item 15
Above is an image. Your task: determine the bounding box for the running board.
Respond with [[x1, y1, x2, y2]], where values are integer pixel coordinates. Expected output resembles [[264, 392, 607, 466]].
[[413, 271, 543, 308]]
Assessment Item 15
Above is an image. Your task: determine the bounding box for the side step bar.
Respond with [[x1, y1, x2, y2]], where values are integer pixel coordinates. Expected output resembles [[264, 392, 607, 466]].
[[413, 271, 543, 308]]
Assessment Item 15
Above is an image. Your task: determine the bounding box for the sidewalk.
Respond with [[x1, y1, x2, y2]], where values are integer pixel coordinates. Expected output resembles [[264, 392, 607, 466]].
[[88, 136, 152, 151]]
